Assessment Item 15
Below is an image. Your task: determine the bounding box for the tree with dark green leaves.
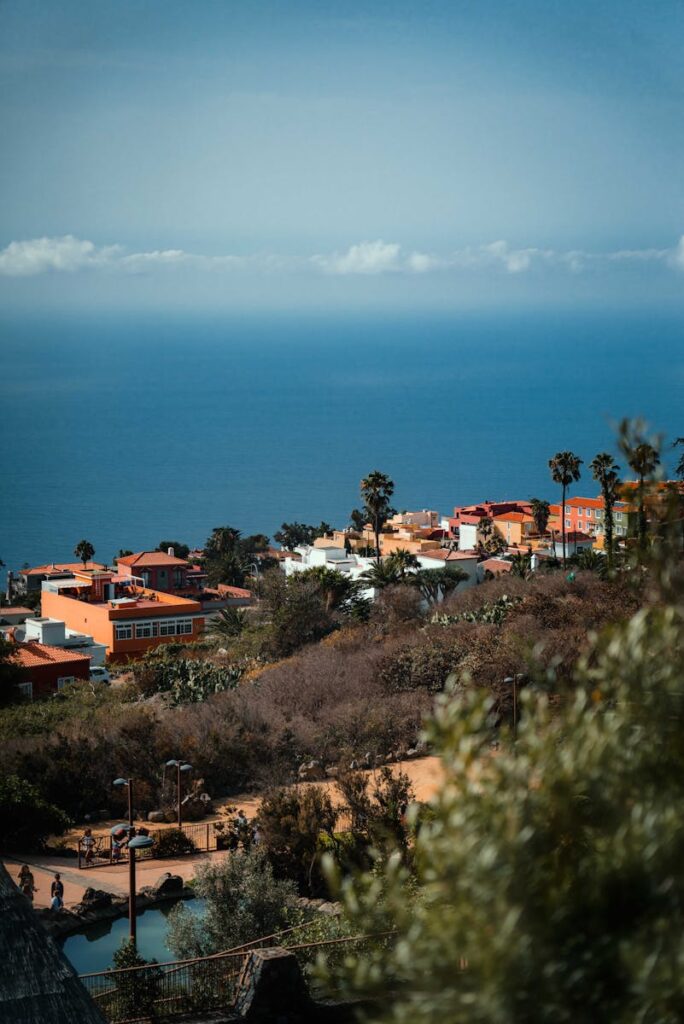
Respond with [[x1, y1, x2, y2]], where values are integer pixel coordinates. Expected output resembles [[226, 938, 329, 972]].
[[157, 539, 190, 560], [590, 452, 620, 570], [391, 549, 420, 577], [273, 522, 333, 551], [0, 774, 71, 850], [324, 582, 684, 1023], [477, 516, 506, 556], [618, 419, 661, 551], [359, 471, 396, 563], [548, 450, 582, 566], [411, 566, 468, 604], [674, 438, 684, 480], [529, 497, 551, 537], [207, 606, 247, 643], [361, 559, 404, 591], [74, 539, 95, 568], [0, 638, 24, 705], [299, 567, 357, 612]]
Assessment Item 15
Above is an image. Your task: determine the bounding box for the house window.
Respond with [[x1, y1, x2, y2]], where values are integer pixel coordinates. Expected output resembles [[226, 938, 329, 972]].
[[159, 620, 177, 636], [577, 521, 583, 531], [595, 509, 603, 519], [177, 619, 193, 635], [135, 622, 154, 639], [57, 676, 75, 690], [616, 512, 623, 521], [576, 507, 583, 516], [115, 623, 133, 641], [565, 519, 571, 528], [586, 509, 592, 518], [17, 681, 33, 699]]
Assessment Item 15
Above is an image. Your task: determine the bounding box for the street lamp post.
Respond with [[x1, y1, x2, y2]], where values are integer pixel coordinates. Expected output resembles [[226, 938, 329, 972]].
[[113, 777, 134, 826], [111, 826, 155, 947], [166, 760, 192, 828]]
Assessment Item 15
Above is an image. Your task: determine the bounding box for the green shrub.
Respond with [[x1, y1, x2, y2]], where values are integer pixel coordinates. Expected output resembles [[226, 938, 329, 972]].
[[153, 827, 197, 858], [0, 774, 71, 851]]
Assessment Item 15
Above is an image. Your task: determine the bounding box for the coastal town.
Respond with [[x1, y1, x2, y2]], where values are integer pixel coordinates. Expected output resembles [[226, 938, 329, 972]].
[[2, 467, 683, 696]]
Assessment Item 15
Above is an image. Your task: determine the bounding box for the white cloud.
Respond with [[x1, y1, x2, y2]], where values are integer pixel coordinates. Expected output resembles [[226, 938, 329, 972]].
[[1, 233, 682, 281], [0, 235, 121, 276], [668, 236, 684, 271], [314, 239, 403, 275]]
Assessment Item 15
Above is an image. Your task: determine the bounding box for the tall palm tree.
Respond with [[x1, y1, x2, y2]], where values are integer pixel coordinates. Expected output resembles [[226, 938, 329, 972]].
[[360, 471, 396, 563], [529, 498, 551, 538], [589, 452, 620, 570], [391, 549, 420, 577], [548, 451, 583, 567], [618, 421, 660, 550], [74, 539, 95, 569]]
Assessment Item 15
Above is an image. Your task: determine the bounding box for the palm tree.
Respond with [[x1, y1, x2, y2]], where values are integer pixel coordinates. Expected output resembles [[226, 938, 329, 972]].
[[618, 420, 660, 550], [74, 539, 95, 569], [548, 451, 582, 567], [360, 471, 396, 563], [590, 453, 620, 570], [529, 498, 551, 538], [208, 606, 247, 643], [360, 559, 403, 590], [510, 551, 532, 579], [391, 549, 420, 577]]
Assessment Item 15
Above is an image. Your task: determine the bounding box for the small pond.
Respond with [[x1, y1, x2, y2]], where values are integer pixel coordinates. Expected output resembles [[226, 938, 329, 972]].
[[61, 899, 206, 975]]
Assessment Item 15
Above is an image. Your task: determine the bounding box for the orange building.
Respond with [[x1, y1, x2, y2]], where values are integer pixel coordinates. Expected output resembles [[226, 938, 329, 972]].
[[40, 568, 204, 663]]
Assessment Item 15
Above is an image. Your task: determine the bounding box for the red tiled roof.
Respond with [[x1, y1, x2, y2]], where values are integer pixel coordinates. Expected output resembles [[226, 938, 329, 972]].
[[217, 584, 252, 599], [23, 562, 106, 576], [492, 512, 534, 523], [481, 558, 512, 574], [419, 549, 476, 562], [117, 551, 188, 567], [11, 642, 90, 669], [0, 607, 33, 615]]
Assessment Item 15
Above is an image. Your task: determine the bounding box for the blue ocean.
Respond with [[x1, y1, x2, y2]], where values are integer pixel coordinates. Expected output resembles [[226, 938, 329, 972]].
[[1, 310, 682, 571]]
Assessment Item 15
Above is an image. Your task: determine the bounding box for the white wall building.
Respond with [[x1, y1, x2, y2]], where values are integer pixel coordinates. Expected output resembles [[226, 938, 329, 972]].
[[18, 617, 107, 665], [457, 523, 479, 551], [417, 550, 479, 590]]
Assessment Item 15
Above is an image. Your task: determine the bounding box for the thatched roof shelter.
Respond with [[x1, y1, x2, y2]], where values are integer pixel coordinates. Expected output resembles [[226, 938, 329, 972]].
[[0, 863, 106, 1023]]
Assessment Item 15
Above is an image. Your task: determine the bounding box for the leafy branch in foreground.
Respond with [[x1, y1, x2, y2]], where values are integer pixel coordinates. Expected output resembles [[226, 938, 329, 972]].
[[323, 587, 684, 1022]]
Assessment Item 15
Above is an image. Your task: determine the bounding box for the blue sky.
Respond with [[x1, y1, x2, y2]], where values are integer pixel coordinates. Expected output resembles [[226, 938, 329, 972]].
[[1, 0, 683, 311]]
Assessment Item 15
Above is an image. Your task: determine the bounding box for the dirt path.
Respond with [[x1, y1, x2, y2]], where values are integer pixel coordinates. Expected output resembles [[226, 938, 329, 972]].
[[5, 756, 445, 910]]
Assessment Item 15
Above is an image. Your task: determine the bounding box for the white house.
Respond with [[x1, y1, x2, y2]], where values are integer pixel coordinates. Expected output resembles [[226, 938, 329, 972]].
[[17, 617, 108, 665], [457, 523, 479, 551]]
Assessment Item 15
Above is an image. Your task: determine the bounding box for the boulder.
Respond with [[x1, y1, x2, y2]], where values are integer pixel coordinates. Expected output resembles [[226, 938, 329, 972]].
[[324, 765, 338, 778], [147, 810, 166, 823], [297, 760, 321, 781], [76, 888, 112, 912], [153, 872, 184, 896], [405, 748, 418, 759]]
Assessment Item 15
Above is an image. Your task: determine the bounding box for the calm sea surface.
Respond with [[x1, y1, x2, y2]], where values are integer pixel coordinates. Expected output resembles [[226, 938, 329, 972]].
[[1, 310, 682, 571]]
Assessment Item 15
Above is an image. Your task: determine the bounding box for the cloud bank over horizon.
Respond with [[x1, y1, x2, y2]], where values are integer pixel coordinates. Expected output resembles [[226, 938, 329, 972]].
[[1, 233, 681, 281]]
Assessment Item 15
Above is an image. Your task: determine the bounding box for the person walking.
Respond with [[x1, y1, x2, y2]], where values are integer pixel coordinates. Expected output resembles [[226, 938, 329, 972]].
[[50, 873, 64, 907], [81, 827, 95, 866], [18, 865, 36, 902]]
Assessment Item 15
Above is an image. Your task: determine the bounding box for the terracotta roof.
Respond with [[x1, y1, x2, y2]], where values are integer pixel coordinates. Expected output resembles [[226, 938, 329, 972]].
[[481, 558, 512, 574], [0, 607, 33, 615], [117, 551, 188, 567], [492, 512, 534, 523], [11, 642, 90, 669], [22, 562, 106, 576], [419, 549, 476, 562], [217, 584, 253, 599]]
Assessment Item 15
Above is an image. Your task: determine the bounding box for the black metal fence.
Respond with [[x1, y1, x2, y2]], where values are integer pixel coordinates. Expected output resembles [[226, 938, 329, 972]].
[[77, 821, 223, 868], [79, 934, 388, 1023]]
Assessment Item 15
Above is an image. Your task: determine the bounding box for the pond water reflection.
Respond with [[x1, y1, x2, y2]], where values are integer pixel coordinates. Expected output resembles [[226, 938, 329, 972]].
[[62, 899, 205, 975]]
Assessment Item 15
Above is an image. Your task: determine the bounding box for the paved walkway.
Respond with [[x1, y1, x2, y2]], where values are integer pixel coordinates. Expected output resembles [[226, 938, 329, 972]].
[[2, 849, 228, 910]]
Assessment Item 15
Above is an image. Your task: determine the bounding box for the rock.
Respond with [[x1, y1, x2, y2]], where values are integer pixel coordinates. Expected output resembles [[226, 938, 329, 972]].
[[405, 748, 418, 759], [324, 765, 338, 778], [317, 901, 341, 916], [374, 755, 384, 766], [349, 759, 358, 770], [76, 888, 112, 912], [415, 739, 427, 754], [153, 872, 184, 896], [147, 810, 166, 823]]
